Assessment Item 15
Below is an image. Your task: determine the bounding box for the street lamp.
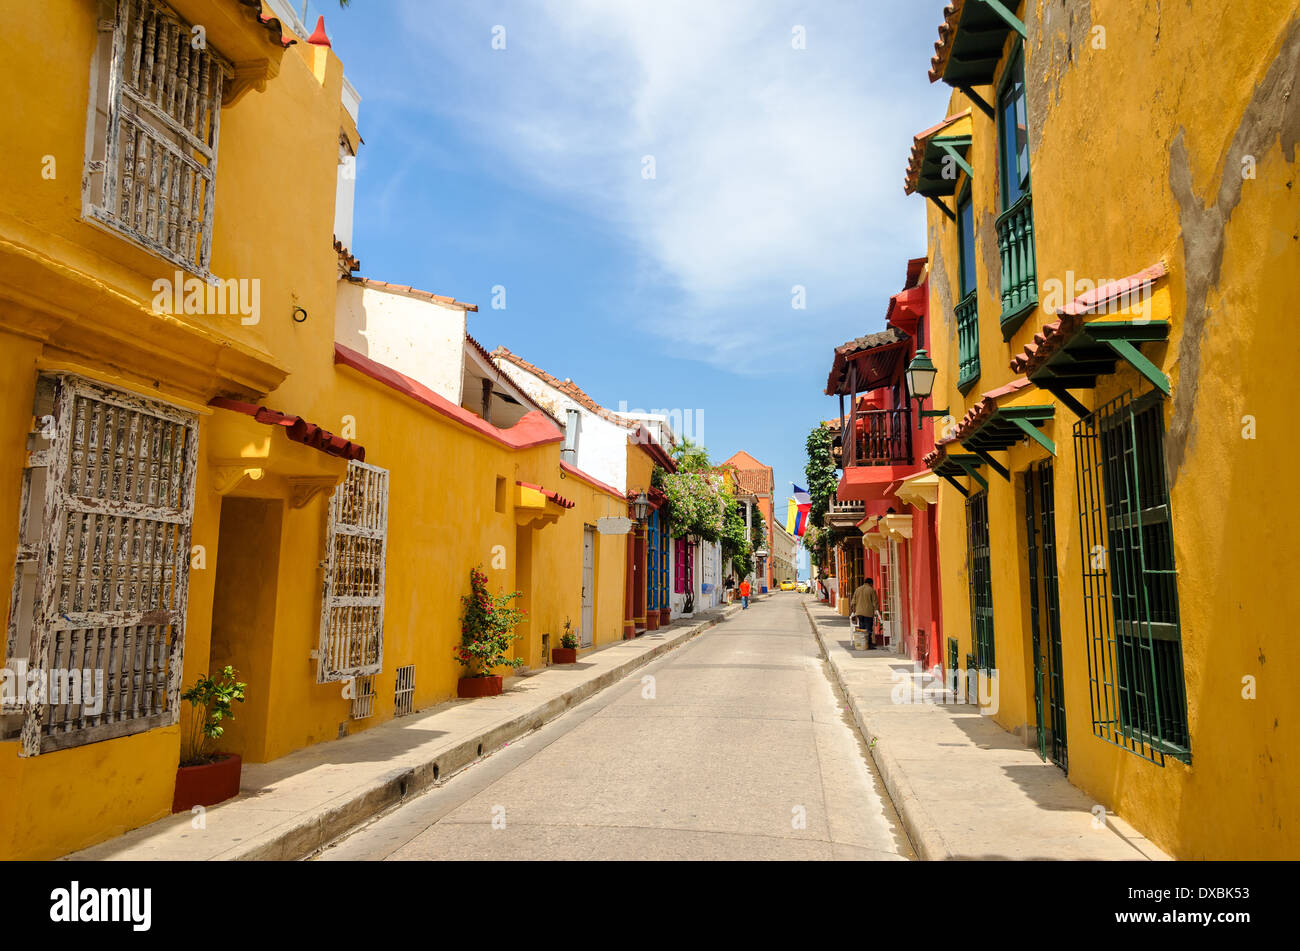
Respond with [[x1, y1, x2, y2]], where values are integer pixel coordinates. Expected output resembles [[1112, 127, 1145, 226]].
[[632, 490, 651, 522], [905, 348, 949, 431]]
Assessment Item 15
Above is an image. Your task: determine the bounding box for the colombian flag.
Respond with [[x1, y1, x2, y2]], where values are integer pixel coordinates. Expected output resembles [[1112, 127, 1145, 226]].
[[788, 485, 812, 538]]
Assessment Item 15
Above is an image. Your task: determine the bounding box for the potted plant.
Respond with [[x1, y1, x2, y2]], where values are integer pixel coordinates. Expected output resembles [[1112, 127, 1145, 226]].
[[455, 566, 526, 697], [172, 665, 246, 813], [551, 617, 579, 664]]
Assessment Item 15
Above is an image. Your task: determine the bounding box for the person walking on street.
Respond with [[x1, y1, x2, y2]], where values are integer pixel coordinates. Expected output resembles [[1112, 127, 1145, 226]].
[[851, 577, 880, 649], [739, 578, 751, 610]]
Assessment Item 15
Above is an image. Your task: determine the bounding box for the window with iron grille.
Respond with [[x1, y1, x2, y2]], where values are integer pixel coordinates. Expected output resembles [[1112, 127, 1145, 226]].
[[965, 491, 994, 671], [1074, 391, 1189, 764], [4, 374, 198, 756], [83, 0, 229, 276], [316, 461, 389, 683], [394, 665, 415, 717]]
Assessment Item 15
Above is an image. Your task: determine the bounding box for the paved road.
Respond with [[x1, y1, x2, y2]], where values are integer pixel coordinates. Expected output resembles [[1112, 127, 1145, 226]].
[[316, 594, 913, 860]]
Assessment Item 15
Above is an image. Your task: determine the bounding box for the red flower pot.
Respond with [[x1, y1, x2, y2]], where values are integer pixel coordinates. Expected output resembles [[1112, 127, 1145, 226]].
[[457, 675, 503, 698], [551, 647, 578, 665], [172, 753, 242, 813]]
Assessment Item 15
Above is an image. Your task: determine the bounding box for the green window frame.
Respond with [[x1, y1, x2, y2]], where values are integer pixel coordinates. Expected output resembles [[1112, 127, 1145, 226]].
[[1074, 391, 1190, 765], [997, 45, 1030, 210], [994, 42, 1037, 336], [966, 491, 995, 672], [956, 187, 980, 391]]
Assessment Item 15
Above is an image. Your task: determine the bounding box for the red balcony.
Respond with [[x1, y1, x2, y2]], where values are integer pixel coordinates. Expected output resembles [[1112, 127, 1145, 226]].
[[846, 406, 913, 468]]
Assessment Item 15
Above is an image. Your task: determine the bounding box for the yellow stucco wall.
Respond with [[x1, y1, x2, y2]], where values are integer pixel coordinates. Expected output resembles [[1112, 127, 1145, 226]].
[[0, 0, 632, 858], [923, 1, 1299, 858]]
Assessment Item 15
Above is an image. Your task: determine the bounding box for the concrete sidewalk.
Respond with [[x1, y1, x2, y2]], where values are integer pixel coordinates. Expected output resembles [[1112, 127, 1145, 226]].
[[67, 605, 738, 861], [803, 600, 1170, 860]]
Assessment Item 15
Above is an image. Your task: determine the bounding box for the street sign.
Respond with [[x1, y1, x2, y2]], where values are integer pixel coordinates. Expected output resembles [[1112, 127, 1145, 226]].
[[597, 516, 633, 535]]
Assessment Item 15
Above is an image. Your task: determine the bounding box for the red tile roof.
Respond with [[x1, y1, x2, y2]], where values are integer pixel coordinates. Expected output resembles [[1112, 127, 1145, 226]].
[[1009, 262, 1168, 376], [904, 110, 971, 194], [333, 342, 564, 451], [491, 347, 631, 427], [922, 435, 959, 471], [238, 1, 297, 48], [949, 378, 1032, 443], [929, 2, 966, 83], [209, 397, 365, 461], [560, 461, 626, 501], [345, 276, 479, 312], [334, 239, 360, 275], [516, 480, 575, 509]]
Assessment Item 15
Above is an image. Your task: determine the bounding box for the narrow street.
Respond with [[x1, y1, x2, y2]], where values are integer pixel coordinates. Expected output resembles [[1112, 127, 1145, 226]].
[[317, 595, 912, 861]]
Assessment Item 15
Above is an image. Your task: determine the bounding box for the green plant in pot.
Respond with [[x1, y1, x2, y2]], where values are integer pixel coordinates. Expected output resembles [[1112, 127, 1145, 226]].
[[455, 565, 526, 695], [172, 666, 246, 813], [552, 616, 579, 665]]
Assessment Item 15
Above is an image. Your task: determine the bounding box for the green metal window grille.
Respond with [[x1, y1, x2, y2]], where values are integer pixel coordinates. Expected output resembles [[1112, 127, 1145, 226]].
[[946, 636, 960, 693], [956, 291, 980, 391], [1024, 460, 1067, 771], [995, 44, 1037, 336], [965, 491, 995, 671], [1074, 391, 1190, 765]]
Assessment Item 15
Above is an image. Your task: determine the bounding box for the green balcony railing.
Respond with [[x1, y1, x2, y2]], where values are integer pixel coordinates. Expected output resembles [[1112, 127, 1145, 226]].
[[956, 290, 980, 391], [996, 191, 1037, 336]]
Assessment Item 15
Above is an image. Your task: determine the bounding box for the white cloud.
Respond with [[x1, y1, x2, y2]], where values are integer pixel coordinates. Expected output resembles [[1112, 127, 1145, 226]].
[[389, 0, 949, 371]]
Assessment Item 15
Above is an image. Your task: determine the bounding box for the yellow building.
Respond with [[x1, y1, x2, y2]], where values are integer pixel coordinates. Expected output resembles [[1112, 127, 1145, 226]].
[[0, 0, 646, 859], [908, 0, 1299, 858]]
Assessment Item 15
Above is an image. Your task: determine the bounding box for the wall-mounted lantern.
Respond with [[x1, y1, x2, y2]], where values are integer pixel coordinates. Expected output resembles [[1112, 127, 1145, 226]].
[[905, 348, 949, 431]]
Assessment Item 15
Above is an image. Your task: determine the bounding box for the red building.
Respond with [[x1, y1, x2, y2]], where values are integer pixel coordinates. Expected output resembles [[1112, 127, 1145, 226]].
[[823, 259, 944, 669]]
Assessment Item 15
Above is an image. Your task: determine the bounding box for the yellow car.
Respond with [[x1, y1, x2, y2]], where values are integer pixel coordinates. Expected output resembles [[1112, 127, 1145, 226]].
[[780, 580, 797, 591]]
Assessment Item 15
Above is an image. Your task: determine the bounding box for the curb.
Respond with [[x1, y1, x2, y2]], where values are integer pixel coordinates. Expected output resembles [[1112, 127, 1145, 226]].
[[801, 600, 952, 861], [241, 605, 740, 861]]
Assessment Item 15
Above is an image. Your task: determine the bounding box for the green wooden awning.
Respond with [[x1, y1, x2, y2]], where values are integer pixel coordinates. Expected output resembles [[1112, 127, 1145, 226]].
[[929, 451, 987, 495], [913, 135, 973, 197], [931, 1, 1026, 88], [1023, 321, 1171, 416]]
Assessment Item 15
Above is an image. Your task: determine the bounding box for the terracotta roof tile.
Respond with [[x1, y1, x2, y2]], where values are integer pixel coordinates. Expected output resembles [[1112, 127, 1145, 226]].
[[209, 397, 364, 461], [345, 276, 478, 312], [1009, 262, 1168, 376], [904, 110, 971, 194], [516, 480, 575, 509], [490, 347, 634, 430], [929, 1, 964, 84], [237, 1, 298, 48]]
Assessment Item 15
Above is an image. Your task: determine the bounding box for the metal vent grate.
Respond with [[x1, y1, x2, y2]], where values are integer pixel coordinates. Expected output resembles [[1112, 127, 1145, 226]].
[[394, 665, 415, 717], [349, 675, 375, 720]]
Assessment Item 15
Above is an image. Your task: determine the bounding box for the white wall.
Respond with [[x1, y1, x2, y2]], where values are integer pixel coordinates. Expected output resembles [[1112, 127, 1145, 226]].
[[335, 281, 466, 403], [495, 363, 628, 490]]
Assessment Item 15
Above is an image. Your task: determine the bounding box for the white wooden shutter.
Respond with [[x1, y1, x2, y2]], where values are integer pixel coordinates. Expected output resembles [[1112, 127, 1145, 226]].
[[316, 461, 388, 682], [5, 374, 198, 755], [83, 0, 229, 276]]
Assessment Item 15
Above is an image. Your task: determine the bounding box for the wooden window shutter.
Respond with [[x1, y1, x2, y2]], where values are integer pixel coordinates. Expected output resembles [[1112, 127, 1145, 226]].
[[5, 374, 198, 756], [316, 461, 389, 683]]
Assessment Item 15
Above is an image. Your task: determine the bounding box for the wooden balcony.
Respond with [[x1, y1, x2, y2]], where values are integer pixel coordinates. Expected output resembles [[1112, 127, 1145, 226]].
[[844, 407, 913, 468]]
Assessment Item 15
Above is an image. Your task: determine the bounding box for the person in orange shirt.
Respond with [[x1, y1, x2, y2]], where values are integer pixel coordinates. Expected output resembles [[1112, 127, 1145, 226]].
[[739, 578, 751, 609]]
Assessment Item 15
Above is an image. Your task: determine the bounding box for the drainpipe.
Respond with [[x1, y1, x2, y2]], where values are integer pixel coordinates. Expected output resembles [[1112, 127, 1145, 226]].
[[562, 408, 580, 465]]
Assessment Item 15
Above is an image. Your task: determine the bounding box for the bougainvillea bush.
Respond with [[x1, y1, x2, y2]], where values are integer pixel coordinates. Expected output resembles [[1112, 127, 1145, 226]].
[[455, 566, 527, 677], [659, 470, 726, 541]]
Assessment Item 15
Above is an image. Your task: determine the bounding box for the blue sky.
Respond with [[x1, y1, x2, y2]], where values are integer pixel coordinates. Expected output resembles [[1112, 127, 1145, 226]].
[[315, 0, 952, 538]]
